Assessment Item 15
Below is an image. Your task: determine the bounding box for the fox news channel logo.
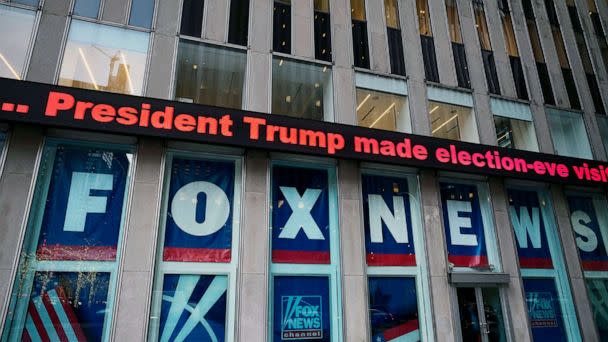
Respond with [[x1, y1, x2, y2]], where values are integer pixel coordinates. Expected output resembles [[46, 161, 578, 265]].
[[281, 295, 323, 340], [528, 292, 558, 328]]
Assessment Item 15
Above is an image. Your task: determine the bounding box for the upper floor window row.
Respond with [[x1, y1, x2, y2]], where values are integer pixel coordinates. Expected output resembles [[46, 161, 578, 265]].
[[73, 0, 156, 29]]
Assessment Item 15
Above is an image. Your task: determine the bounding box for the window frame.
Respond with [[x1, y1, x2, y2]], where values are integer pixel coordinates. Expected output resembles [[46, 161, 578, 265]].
[[0, 2, 41, 80], [147, 149, 243, 342]]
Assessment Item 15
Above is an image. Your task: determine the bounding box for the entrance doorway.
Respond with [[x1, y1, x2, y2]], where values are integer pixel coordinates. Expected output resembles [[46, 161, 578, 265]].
[[456, 287, 507, 342]]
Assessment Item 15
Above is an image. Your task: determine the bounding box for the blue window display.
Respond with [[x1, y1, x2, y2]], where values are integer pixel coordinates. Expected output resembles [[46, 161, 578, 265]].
[[440, 182, 488, 267], [21, 272, 110, 342], [567, 195, 608, 271], [587, 279, 608, 340], [368, 277, 420, 341], [507, 189, 553, 269], [523, 278, 567, 341], [158, 274, 228, 341], [273, 276, 330, 341], [163, 158, 235, 263], [362, 175, 416, 266], [272, 166, 331, 264]]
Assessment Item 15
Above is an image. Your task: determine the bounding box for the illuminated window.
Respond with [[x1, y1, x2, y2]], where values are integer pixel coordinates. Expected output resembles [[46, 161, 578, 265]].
[[355, 73, 410, 132], [314, 0, 332, 62], [546, 108, 593, 159], [272, 57, 333, 121], [427, 86, 478, 142], [228, 0, 250, 46], [473, 0, 500, 94], [445, 0, 470, 88], [174, 41, 246, 109], [351, 0, 370, 68], [273, 0, 291, 54], [385, 0, 405, 75], [491, 98, 538, 151], [416, 0, 439, 82], [180, 0, 204, 37], [0, 5, 36, 80], [58, 20, 150, 95], [498, 0, 528, 100], [416, 0, 432, 36]]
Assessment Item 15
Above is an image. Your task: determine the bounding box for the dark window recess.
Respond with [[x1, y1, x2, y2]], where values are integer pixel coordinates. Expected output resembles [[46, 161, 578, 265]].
[[482, 50, 501, 95], [228, 0, 250, 46], [536, 62, 555, 105], [499, 0, 510, 13], [421, 35, 439, 82], [387, 27, 405, 76], [562, 68, 580, 110], [591, 12, 605, 38], [352, 20, 370, 68], [314, 10, 332, 62], [568, 6, 582, 33], [521, 0, 534, 20], [273, 1, 291, 53], [452, 43, 470, 88], [587, 73, 606, 114], [510, 56, 528, 100], [544, 0, 559, 26], [180, 0, 204, 37]]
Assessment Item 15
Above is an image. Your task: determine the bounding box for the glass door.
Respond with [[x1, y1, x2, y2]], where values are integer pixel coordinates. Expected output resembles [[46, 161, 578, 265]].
[[457, 287, 507, 342]]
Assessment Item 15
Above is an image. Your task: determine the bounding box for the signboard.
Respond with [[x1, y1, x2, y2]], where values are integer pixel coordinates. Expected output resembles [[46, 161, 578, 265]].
[[1, 77, 608, 187], [523, 278, 567, 340], [567, 195, 608, 271]]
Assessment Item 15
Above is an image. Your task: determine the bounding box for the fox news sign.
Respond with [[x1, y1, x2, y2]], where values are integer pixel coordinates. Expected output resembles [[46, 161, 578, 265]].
[[281, 296, 323, 340]]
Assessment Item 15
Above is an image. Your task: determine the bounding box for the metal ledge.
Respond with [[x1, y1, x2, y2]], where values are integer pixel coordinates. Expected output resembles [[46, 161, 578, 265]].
[[449, 272, 510, 287]]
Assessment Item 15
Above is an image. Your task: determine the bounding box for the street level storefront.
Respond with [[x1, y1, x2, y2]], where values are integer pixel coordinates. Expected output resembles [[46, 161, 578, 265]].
[[0, 77, 607, 341]]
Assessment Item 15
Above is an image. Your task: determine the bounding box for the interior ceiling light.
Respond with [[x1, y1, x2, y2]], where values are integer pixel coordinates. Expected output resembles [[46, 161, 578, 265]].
[[356, 93, 371, 111], [429, 105, 440, 114], [0, 53, 20, 80], [432, 113, 459, 133], [78, 47, 99, 90], [370, 102, 396, 128]]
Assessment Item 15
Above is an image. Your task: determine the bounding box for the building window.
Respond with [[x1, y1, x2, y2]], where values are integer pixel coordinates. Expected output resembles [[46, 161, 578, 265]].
[[384, 0, 405, 76], [491, 97, 538, 151], [58, 20, 150, 95], [355, 73, 410, 132], [148, 154, 241, 341], [73, 0, 100, 18], [587, 0, 608, 68], [228, 0, 250, 46], [440, 180, 500, 269], [507, 187, 581, 340], [273, 0, 291, 54], [0, 5, 37, 80], [1, 140, 134, 341], [362, 170, 432, 340], [174, 41, 246, 109], [180, 0, 204, 37], [546, 108, 593, 159], [269, 162, 342, 341], [499, 0, 528, 100], [129, 0, 155, 28], [446, 0, 470, 88], [314, 0, 332, 62], [428, 86, 478, 143], [416, 0, 439, 82], [597, 115, 608, 154], [586, 279, 608, 340], [272, 57, 333, 121], [351, 0, 370, 69], [473, 0, 500, 95]]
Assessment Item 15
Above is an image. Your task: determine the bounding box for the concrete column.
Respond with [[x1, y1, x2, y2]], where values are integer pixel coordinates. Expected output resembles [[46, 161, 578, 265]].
[[0, 125, 44, 332], [101, 0, 129, 24], [250, 0, 272, 53], [291, 0, 314, 58], [25, 0, 70, 83], [333, 67, 356, 125], [245, 0, 272, 113], [397, 0, 430, 136], [484, 0, 517, 98], [550, 184, 599, 341], [112, 138, 164, 341], [472, 93, 497, 145], [202, 0, 229, 42], [428, 0, 458, 87], [489, 179, 533, 342], [145, 0, 181, 100], [419, 170, 455, 341], [236, 151, 269, 342], [366, 0, 390, 73], [330, 0, 357, 126]]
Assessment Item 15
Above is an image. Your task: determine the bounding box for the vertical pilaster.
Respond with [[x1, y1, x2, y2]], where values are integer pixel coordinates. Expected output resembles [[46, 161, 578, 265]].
[[428, 0, 457, 87], [202, 0, 230, 42], [331, 0, 356, 125], [484, 0, 517, 98], [366, 0, 390, 73], [292, 0, 314, 58]]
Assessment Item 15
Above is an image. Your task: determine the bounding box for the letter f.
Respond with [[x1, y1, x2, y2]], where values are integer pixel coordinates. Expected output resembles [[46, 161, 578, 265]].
[[64, 172, 113, 232]]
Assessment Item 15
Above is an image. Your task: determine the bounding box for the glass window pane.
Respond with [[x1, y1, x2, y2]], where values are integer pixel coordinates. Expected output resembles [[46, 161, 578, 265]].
[[416, 0, 432, 36], [356, 88, 409, 132], [500, 9, 519, 57], [523, 278, 569, 339], [314, 3, 332, 62], [174, 41, 246, 109], [586, 279, 608, 340], [273, 276, 330, 341], [129, 0, 155, 28], [314, 0, 329, 12], [445, 0, 462, 43], [473, 1, 492, 50], [566, 194, 608, 271], [0, 5, 36, 80], [2, 142, 132, 341], [368, 277, 420, 340], [273, 1, 291, 53], [180, 0, 204, 37], [271, 166, 330, 264], [546, 108, 593, 159], [12, 0, 39, 6], [272, 58, 333, 120], [494, 116, 538, 151], [58, 20, 150, 95], [351, 0, 366, 21], [73, 0, 100, 18], [158, 274, 228, 340], [228, 0, 250, 46], [597, 115, 608, 153], [384, 0, 399, 29], [429, 100, 478, 142]]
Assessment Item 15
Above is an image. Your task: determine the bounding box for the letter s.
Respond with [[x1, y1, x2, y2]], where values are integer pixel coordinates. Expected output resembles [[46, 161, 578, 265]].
[[571, 210, 598, 252]]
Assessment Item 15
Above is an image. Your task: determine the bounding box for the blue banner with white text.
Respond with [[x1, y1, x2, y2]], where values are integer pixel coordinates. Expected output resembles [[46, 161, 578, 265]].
[[567, 195, 608, 271], [523, 278, 567, 341]]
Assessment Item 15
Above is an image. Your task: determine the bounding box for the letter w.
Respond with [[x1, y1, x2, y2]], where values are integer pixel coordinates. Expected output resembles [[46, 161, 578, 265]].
[[368, 195, 408, 243], [278, 187, 324, 240], [509, 206, 542, 248]]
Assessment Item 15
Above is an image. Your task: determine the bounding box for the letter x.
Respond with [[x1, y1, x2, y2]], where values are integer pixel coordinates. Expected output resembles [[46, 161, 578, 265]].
[[278, 187, 324, 240]]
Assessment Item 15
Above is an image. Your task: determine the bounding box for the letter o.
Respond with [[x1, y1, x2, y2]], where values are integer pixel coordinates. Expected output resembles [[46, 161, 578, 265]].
[[171, 181, 230, 236]]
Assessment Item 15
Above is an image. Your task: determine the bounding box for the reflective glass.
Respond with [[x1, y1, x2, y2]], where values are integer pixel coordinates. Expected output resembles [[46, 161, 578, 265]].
[[523, 278, 568, 340], [587, 279, 608, 340], [368, 277, 419, 340], [272, 58, 333, 120], [174, 41, 246, 109], [356, 88, 409, 132], [180, 0, 204, 37], [12, 0, 39, 6], [58, 20, 150, 95], [429, 101, 478, 143], [129, 0, 155, 28], [416, 0, 432, 36], [546, 108, 593, 159], [1, 142, 133, 341], [494, 116, 537, 151], [0, 5, 36, 80], [73, 0, 100, 18], [228, 0, 250, 46]]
